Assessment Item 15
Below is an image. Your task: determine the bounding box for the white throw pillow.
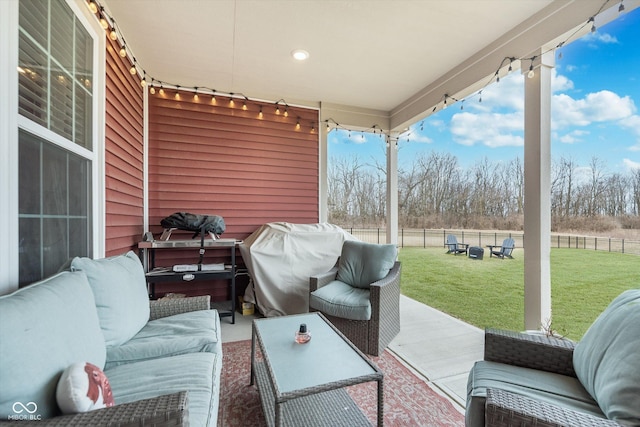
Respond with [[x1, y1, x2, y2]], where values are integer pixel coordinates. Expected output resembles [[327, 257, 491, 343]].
[[56, 362, 115, 414]]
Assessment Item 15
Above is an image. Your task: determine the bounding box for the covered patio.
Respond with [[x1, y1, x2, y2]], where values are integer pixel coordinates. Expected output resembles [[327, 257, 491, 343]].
[[2, 0, 638, 331]]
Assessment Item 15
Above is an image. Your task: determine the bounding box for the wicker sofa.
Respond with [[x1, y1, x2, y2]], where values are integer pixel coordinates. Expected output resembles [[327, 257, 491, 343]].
[[466, 289, 640, 426], [0, 251, 222, 426]]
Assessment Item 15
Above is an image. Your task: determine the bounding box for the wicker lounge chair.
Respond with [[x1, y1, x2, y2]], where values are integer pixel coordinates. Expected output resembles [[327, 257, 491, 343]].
[[309, 240, 401, 356], [466, 289, 640, 426]]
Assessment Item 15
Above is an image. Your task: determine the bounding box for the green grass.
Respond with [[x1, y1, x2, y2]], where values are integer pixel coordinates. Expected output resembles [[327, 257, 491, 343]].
[[398, 247, 640, 340]]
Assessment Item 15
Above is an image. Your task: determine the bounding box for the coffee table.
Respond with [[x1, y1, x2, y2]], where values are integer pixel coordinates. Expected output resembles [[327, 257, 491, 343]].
[[250, 312, 383, 426]]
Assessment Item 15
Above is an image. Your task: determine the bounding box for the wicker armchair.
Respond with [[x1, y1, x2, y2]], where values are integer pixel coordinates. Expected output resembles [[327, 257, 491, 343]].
[[466, 329, 622, 427], [309, 261, 401, 356], [1, 295, 210, 427]]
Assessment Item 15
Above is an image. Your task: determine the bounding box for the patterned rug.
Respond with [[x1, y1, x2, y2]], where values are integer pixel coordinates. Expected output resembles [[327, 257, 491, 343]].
[[217, 340, 464, 426]]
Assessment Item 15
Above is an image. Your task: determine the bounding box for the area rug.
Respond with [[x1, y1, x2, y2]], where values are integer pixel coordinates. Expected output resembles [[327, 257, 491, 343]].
[[217, 340, 464, 426]]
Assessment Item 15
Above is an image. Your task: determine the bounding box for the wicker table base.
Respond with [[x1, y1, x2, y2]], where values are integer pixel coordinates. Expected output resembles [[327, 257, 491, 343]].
[[250, 313, 382, 427]]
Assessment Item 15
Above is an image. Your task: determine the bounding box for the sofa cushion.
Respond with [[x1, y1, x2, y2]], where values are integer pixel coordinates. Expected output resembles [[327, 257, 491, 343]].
[[573, 289, 640, 425], [310, 280, 371, 320], [56, 362, 115, 414], [106, 352, 221, 427], [466, 360, 605, 427], [71, 251, 150, 347], [336, 240, 396, 289], [105, 309, 222, 369], [0, 272, 106, 419]]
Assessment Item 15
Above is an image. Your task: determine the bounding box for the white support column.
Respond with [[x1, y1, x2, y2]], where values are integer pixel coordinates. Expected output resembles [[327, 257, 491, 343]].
[[386, 133, 399, 245], [318, 114, 329, 223], [523, 49, 554, 331]]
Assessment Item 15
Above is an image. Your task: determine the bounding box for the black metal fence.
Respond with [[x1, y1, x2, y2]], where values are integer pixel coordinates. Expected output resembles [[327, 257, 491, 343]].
[[344, 228, 640, 256]]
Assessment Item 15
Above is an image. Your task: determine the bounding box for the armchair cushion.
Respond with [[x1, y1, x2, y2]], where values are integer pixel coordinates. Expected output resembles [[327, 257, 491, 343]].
[[309, 280, 371, 321], [573, 289, 640, 424], [466, 360, 603, 427], [71, 251, 150, 347], [336, 240, 396, 289]]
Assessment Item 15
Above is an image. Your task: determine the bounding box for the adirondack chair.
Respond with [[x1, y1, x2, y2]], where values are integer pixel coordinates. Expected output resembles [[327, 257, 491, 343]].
[[445, 234, 469, 255], [488, 238, 515, 259]]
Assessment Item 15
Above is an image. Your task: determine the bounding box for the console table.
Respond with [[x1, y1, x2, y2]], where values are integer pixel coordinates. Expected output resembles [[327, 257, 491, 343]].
[[138, 238, 240, 324]]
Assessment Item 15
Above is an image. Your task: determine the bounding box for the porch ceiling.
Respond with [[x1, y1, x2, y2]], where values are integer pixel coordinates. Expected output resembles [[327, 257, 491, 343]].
[[102, 0, 624, 129]]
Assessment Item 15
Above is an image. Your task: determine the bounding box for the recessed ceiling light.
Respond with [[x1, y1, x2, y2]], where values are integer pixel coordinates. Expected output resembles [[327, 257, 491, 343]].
[[291, 49, 309, 61]]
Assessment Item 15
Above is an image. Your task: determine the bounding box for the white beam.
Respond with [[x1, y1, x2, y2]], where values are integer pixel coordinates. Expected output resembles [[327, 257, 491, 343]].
[[389, 0, 637, 132], [523, 49, 554, 331], [386, 133, 399, 245]]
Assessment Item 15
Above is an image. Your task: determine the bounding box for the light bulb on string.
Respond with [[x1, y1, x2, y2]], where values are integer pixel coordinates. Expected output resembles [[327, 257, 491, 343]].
[[129, 64, 137, 75], [284, 108, 288, 117], [119, 45, 127, 58], [140, 73, 146, 87], [275, 105, 280, 115], [589, 17, 596, 33], [87, 1, 98, 14], [149, 85, 155, 94], [99, 8, 109, 29], [478, 90, 483, 103], [619, 1, 625, 12], [159, 85, 164, 95], [242, 101, 247, 110], [527, 56, 536, 79], [109, 29, 117, 41], [295, 118, 301, 130], [258, 107, 263, 118]]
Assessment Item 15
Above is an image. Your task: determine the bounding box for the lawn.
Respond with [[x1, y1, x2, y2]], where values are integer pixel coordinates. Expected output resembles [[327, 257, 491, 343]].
[[398, 247, 640, 340]]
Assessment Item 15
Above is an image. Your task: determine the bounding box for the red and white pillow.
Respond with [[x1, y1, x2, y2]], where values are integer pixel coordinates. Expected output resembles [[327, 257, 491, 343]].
[[56, 362, 115, 414]]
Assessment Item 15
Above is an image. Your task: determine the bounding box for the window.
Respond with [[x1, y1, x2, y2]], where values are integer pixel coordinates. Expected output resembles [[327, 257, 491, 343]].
[[17, 0, 95, 286]]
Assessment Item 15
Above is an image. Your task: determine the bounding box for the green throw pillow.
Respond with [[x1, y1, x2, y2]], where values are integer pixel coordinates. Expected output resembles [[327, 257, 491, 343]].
[[336, 240, 396, 289], [573, 289, 640, 424], [71, 251, 150, 347]]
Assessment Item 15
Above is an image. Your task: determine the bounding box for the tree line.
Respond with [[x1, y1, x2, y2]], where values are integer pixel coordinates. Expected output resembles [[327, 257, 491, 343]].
[[328, 152, 640, 232]]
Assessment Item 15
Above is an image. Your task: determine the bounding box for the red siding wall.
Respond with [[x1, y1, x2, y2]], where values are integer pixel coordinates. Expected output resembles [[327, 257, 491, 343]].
[[104, 38, 144, 256], [147, 91, 319, 298]]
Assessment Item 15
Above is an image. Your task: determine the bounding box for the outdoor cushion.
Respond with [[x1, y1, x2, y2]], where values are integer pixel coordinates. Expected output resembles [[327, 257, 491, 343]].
[[466, 360, 605, 427], [71, 251, 150, 347], [107, 352, 220, 427], [336, 240, 396, 289], [0, 271, 106, 419], [309, 280, 372, 320], [573, 289, 640, 424], [105, 309, 222, 369]]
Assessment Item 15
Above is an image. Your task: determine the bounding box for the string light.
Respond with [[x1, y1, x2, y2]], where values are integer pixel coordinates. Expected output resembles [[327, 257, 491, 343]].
[[619, 1, 625, 12], [87, 1, 98, 14], [86, 0, 614, 137], [141, 71, 146, 87]]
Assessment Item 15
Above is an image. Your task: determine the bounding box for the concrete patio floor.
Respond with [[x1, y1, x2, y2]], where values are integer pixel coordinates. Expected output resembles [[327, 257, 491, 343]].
[[220, 294, 484, 412]]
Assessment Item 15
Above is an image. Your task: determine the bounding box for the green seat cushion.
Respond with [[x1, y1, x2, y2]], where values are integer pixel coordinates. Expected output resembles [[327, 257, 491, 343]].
[[573, 289, 640, 424], [310, 280, 371, 321], [71, 251, 150, 347], [336, 240, 396, 289], [106, 352, 221, 427], [0, 272, 106, 419], [105, 310, 222, 369], [466, 360, 604, 427]]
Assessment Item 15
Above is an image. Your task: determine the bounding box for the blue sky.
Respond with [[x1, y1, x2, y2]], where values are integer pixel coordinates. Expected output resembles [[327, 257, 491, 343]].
[[328, 6, 640, 174]]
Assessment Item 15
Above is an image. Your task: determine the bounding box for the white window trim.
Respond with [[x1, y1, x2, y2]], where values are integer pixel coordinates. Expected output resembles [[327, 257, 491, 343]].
[[0, 0, 105, 295]]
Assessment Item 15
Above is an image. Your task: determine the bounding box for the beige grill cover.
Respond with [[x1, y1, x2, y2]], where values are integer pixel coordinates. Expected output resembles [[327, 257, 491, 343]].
[[240, 222, 357, 317]]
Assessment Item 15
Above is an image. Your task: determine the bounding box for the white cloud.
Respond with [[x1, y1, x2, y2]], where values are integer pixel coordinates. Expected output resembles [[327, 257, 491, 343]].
[[409, 134, 433, 144], [582, 32, 619, 45], [558, 129, 589, 144], [450, 111, 524, 147], [552, 90, 636, 129], [623, 159, 640, 170]]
